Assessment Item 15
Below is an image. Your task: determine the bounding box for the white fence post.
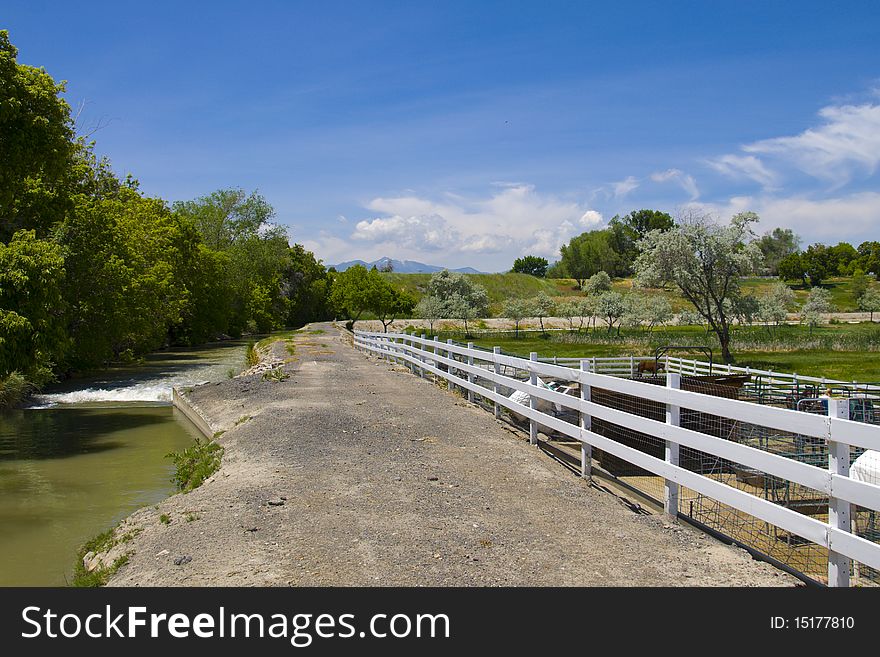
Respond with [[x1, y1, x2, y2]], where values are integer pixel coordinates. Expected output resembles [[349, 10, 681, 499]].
[[420, 334, 427, 378], [827, 397, 852, 588], [529, 352, 538, 445], [580, 359, 592, 480], [467, 342, 475, 403], [433, 336, 440, 383], [447, 339, 456, 393], [493, 347, 501, 419], [665, 373, 681, 519]]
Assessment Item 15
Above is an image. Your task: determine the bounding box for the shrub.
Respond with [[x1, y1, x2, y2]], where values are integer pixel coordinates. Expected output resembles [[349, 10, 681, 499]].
[[166, 438, 224, 492]]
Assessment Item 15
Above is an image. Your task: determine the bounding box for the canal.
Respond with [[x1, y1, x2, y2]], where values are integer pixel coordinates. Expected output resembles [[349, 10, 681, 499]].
[[0, 341, 246, 586]]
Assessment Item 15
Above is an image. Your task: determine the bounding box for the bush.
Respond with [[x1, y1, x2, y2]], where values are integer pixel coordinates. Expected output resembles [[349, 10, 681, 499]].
[[166, 437, 224, 492], [245, 342, 260, 366], [0, 371, 33, 409]]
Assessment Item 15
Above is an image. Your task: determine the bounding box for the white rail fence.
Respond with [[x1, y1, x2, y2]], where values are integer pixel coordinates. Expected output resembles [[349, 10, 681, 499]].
[[537, 354, 880, 395], [354, 330, 880, 587]]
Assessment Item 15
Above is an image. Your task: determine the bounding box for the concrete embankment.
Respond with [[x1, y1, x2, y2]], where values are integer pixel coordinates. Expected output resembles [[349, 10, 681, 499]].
[[104, 322, 795, 586]]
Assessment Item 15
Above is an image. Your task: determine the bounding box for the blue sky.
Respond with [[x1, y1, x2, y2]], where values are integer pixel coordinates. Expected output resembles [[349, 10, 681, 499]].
[[6, 1, 880, 271]]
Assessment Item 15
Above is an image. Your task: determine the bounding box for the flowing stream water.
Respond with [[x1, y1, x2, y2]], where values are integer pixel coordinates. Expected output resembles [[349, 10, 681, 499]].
[[0, 341, 247, 586]]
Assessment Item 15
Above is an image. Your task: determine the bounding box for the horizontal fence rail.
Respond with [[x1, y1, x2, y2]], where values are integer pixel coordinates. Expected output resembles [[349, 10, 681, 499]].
[[354, 330, 880, 587]]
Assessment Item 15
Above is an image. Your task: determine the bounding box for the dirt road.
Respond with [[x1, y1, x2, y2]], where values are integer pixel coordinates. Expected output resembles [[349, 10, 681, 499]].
[[108, 323, 795, 586]]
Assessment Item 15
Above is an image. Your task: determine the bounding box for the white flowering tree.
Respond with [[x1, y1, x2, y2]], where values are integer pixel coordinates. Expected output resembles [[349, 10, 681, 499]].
[[635, 211, 763, 363]]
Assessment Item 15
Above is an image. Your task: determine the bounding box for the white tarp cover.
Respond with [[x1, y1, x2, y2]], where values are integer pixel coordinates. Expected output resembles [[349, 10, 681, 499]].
[[851, 450, 880, 486]]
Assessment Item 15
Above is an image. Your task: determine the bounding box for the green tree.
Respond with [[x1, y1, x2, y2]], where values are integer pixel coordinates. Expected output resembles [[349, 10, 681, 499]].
[[777, 253, 807, 286], [559, 230, 623, 287], [635, 211, 763, 363], [855, 241, 880, 277], [801, 244, 830, 287], [0, 231, 66, 377], [608, 209, 675, 272], [328, 265, 381, 328], [0, 31, 76, 241], [852, 269, 870, 303], [174, 188, 289, 335], [282, 244, 331, 327], [374, 286, 415, 332], [511, 255, 549, 277], [756, 228, 800, 276], [59, 190, 193, 366]]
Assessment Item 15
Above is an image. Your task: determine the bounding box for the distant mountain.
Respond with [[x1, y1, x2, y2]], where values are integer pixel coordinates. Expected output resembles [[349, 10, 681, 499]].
[[330, 257, 483, 274]]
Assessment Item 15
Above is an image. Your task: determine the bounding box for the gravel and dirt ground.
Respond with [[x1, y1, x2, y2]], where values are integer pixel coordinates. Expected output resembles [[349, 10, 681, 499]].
[[107, 322, 796, 586]]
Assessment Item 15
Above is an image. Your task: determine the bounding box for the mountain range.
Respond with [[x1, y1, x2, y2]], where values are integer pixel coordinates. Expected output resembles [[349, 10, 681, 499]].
[[330, 257, 483, 274]]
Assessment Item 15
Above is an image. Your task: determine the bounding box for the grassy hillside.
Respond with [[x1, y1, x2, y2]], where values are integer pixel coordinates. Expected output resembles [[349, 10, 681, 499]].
[[382, 272, 870, 316], [382, 272, 583, 314]]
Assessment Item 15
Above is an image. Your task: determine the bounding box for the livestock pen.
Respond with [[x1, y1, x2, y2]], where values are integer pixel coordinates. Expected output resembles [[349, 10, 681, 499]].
[[354, 329, 880, 586]]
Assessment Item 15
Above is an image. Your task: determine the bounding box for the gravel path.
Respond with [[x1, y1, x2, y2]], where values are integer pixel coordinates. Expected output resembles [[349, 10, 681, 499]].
[[108, 323, 795, 586]]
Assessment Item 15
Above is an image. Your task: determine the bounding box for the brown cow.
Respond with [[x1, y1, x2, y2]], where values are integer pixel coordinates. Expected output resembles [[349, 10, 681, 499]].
[[637, 360, 664, 376]]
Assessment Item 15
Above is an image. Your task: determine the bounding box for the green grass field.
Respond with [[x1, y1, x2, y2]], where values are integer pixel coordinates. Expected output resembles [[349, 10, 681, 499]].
[[381, 272, 867, 314], [434, 323, 880, 382]]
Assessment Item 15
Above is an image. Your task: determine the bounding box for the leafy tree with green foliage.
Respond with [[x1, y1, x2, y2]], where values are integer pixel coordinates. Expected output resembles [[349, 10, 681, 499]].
[[855, 241, 880, 277], [777, 253, 807, 286], [0, 30, 76, 241], [607, 209, 675, 271], [756, 228, 800, 276], [282, 244, 331, 328], [511, 255, 548, 277], [729, 293, 760, 327], [852, 269, 870, 303], [635, 211, 763, 363], [559, 230, 624, 287], [374, 286, 415, 332], [827, 242, 858, 276], [173, 188, 290, 335], [545, 260, 568, 279], [0, 231, 66, 378], [576, 296, 598, 331], [328, 265, 380, 328], [59, 190, 194, 366]]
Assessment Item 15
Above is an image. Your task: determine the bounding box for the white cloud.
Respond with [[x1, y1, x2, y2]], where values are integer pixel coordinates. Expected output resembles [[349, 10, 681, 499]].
[[579, 209, 603, 226], [683, 191, 880, 241], [349, 184, 599, 265], [712, 101, 880, 188], [706, 154, 778, 189], [352, 214, 457, 251], [611, 176, 640, 198], [650, 168, 700, 200]]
